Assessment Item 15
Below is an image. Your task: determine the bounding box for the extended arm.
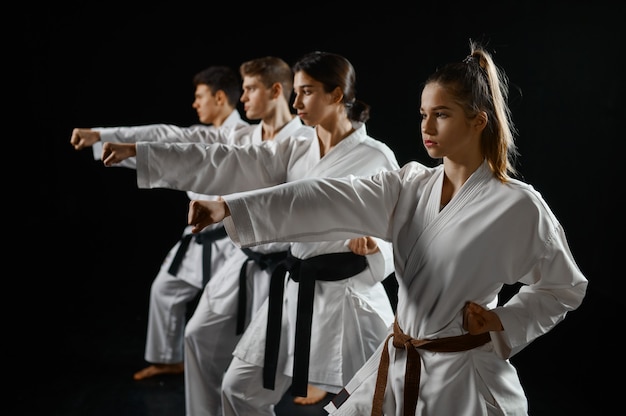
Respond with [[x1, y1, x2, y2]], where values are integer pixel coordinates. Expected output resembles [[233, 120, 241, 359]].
[[71, 124, 231, 168], [188, 171, 402, 249]]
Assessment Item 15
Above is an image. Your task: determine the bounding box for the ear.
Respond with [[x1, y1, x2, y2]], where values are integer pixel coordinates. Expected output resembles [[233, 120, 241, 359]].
[[474, 111, 488, 132], [271, 82, 283, 100], [214, 89, 227, 105], [331, 86, 344, 104]]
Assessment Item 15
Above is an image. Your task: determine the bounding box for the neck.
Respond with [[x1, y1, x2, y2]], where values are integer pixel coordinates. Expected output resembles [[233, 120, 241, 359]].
[[210, 108, 236, 128], [316, 117, 354, 157], [260, 105, 294, 140], [442, 157, 483, 194]]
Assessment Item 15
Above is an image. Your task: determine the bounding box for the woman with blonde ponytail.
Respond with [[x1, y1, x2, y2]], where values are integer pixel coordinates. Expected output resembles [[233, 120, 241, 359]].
[[187, 41, 587, 415]]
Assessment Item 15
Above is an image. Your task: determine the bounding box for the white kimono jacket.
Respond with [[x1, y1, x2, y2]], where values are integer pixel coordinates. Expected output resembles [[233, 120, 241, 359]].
[[133, 122, 400, 391], [219, 160, 588, 415]]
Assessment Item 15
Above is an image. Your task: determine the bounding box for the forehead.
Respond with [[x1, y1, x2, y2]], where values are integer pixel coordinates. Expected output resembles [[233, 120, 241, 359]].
[[420, 82, 457, 109], [293, 71, 320, 89], [195, 84, 213, 95], [242, 75, 264, 87]]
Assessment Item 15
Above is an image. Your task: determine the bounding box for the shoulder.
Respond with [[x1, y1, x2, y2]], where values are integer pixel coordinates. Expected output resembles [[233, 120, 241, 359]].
[[370, 162, 436, 187], [394, 161, 440, 181], [358, 135, 400, 169], [349, 123, 398, 167], [231, 124, 260, 143], [219, 120, 249, 136], [500, 179, 563, 233], [291, 125, 316, 139], [504, 179, 550, 209]]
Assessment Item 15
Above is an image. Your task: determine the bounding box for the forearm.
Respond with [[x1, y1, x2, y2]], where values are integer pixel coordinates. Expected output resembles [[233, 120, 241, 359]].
[[135, 141, 286, 194], [223, 175, 395, 247], [96, 124, 221, 144]]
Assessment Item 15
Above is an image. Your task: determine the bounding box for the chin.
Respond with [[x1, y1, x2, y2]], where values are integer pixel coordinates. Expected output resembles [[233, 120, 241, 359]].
[[425, 149, 440, 159]]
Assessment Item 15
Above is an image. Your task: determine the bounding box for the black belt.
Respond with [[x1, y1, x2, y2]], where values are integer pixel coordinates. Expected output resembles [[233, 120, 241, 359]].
[[167, 226, 228, 286], [263, 250, 368, 397], [237, 248, 289, 335]]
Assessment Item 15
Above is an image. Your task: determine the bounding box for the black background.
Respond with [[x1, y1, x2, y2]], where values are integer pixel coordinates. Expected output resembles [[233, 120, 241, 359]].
[[15, 1, 623, 415]]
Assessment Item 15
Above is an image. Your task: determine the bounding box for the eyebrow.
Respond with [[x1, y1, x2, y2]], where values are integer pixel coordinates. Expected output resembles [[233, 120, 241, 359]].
[[421, 105, 453, 112]]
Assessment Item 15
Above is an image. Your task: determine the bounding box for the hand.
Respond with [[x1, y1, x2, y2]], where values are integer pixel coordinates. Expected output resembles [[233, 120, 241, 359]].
[[102, 142, 137, 166], [188, 199, 230, 233], [70, 128, 101, 150], [347, 236, 379, 256], [463, 301, 504, 334]]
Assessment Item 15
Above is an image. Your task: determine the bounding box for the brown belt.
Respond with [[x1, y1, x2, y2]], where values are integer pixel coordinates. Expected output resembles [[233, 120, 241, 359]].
[[370, 319, 491, 416]]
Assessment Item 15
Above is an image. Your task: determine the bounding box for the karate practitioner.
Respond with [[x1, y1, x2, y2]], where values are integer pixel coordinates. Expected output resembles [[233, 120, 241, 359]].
[[101, 51, 400, 416], [70, 65, 250, 381], [186, 41, 588, 416]]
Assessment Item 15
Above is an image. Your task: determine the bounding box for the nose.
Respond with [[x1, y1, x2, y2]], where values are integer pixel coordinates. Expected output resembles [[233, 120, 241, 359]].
[[421, 116, 435, 135], [292, 94, 302, 109]]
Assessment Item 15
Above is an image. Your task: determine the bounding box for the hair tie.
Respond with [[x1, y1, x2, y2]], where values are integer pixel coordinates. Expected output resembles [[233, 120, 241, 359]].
[[463, 54, 475, 64]]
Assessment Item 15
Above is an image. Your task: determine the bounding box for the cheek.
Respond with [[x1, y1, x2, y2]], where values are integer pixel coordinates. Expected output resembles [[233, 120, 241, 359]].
[[306, 101, 325, 120], [309, 97, 329, 113]]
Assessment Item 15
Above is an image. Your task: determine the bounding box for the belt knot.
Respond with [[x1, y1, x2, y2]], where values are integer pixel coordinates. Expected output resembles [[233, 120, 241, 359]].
[[371, 318, 491, 416]]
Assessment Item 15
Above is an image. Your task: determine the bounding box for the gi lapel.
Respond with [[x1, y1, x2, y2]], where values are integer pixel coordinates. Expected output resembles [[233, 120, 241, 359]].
[[403, 161, 492, 281]]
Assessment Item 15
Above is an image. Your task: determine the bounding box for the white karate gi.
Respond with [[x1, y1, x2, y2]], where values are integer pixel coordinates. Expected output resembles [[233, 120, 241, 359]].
[[133, 122, 400, 415], [217, 160, 588, 416], [92, 110, 251, 369], [182, 117, 311, 416]]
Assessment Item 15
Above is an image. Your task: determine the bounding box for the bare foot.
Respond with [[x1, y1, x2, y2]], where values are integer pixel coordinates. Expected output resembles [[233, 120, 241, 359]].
[[293, 384, 328, 405], [133, 363, 184, 380]]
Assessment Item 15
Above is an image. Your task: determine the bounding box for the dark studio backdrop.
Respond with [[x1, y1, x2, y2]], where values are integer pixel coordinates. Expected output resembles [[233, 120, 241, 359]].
[[16, 1, 623, 415]]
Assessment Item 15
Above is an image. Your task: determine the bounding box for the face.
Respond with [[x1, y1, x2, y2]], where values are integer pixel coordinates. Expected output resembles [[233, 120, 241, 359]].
[[240, 75, 274, 120], [292, 71, 337, 127], [420, 82, 482, 162], [192, 84, 220, 124]]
